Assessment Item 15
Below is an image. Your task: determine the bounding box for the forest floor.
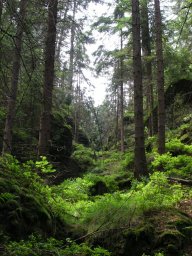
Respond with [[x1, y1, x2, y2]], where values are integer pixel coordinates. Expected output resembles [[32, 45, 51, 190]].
[[1, 129, 192, 255]]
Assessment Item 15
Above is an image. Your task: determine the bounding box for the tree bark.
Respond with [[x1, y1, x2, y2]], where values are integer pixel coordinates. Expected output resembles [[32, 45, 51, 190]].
[[38, 0, 58, 157], [154, 0, 165, 154], [2, 0, 27, 154], [132, 0, 147, 178], [68, 0, 77, 104], [141, 0, 154, 137], [0, 0, 3, 22], [119, 29, 124, 152]]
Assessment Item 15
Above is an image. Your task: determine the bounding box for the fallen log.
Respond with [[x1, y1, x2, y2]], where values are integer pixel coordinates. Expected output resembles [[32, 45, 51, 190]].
[[168, 177, 192, 186]]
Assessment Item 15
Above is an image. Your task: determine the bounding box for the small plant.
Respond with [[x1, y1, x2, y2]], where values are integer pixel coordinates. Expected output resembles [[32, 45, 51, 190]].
[[35, 156, 56, 173]]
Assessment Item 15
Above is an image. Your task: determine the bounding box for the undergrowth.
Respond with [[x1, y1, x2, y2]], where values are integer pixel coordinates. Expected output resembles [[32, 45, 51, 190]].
[[1, 138, 192, 256]]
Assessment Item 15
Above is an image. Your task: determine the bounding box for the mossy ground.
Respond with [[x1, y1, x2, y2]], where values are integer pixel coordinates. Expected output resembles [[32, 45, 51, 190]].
[[1, 134, 192, 255]]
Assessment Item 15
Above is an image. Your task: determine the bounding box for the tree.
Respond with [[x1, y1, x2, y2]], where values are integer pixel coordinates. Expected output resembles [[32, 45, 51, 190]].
[[0, 0, 3, 22], [2, 0, 27, 154], [38, 0, 58, 157], [154, 0, 165, 154], [132, 0, 147, 177], [67, 0, 77, 105], [141, 0, 154, 136]]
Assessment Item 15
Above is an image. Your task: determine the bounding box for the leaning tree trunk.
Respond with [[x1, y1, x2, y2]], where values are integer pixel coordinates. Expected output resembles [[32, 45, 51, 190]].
[[2, 0, 27, 154], [154, 0, 165, 154], [132, 0, 147, 178], [38, 0, 58, 157], [141, 0, 154, 137]]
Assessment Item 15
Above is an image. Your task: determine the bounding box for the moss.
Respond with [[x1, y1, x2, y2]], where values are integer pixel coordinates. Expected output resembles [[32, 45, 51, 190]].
[[0, 156, 67, 240]]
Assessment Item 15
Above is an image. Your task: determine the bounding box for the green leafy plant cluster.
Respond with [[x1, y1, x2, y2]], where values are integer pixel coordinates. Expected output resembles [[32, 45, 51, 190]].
[[0, 155, 65, 239], [72, 144, 96, 171], [5, 235, 111, 256], [79, 172, 183, 234], [35, 156, 56, 173], [120, 152, 134, 171], [165, 138, 192, 155], [152, 152, 192, 178], [50, 172, 119, 226], [94, 150, 134, 176]]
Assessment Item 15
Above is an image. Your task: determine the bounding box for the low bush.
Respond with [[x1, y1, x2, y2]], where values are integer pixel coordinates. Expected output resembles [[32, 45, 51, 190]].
[[72, 144, 96, 171], [80, 172, 183, 234], [165, 138, 192, 156], [5, 235, 111, 256], [151, 152, 192, 178]]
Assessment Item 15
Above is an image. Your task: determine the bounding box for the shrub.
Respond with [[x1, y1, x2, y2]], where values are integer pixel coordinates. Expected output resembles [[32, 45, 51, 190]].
[[80, 172, 183, 234], [120, 152, 134, 171], [165, 138, 192, 156], [72, 144, 96, 171], [152, 152, 192, 178], [5, 235, 111, 256]]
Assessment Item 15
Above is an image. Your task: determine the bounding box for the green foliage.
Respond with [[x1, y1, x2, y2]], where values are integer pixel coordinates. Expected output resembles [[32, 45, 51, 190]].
[[94, 150, 133, 176], [166, 138, 192, 155], [35, 156, 56, 173], [152, 152, 192, 178], [120, 152, 134, 171], [80, 172, 183, 234], [0, 155, 65, 239], [50, 172, 119, 226], [72, 144, 96, 171], [164, 45, 192, 85], [5, 235, 111, 256]]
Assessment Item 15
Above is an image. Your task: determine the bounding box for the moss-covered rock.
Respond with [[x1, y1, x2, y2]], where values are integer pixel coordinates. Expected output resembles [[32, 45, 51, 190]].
[[88, 208, 192, 256], [0, 155, 67, 240]]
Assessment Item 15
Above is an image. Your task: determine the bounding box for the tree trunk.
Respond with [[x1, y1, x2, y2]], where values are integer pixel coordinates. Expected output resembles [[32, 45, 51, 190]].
[[141, 0, 154, 137], [38, 0, 58, 157], [0, 0, 3, 22], [120, 29, 125, 152], [154, 0, 165, 154], [68, 0, 77, 104], [132, 0, 147, 178], [2, 0, 27, 154]]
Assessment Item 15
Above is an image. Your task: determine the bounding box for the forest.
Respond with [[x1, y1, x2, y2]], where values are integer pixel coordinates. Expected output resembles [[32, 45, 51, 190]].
[[0, 0, 192, 255]]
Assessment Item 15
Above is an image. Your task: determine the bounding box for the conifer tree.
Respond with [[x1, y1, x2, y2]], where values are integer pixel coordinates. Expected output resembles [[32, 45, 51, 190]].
[[132, 0, 147, 177], [154, 0, 165, 154], [2, 0, 27, 154], [38, 0, 58, 157]]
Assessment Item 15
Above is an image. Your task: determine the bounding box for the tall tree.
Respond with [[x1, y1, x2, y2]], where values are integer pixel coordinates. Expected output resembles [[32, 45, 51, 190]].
[[119, 30, 125, 152], [154, 0, 165, 154], [0, 0, 3, 22], [114, 5, 125, 152], [2, 0, 27, 154], [132, 0, 147, 177], [68, 0, 77, 104], [38, 0, 58, 157], [141, 0, 154, 136]]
